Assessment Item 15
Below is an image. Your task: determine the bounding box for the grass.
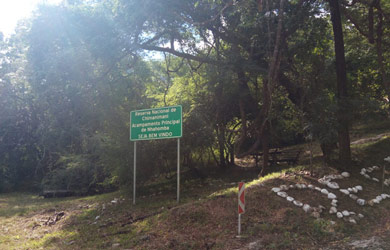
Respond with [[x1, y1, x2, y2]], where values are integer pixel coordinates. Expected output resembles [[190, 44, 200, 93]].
[[2, 126, 390, 249]]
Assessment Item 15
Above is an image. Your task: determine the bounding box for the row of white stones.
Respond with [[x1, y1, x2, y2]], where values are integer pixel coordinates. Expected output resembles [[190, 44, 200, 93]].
[[271, 168, 390, 224], [271, 179, 362, 223], [360, 166, 380, 182]]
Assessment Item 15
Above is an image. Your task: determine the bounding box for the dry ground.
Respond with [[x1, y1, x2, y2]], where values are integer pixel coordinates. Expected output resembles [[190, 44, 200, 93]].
[[1, 134, 390, 249]]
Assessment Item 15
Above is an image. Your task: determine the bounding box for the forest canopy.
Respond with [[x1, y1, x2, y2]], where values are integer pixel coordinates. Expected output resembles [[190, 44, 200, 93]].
[[0, 0, 389, 193]]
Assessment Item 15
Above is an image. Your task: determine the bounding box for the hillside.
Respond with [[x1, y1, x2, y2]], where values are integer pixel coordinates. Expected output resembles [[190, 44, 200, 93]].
[[1, 133, 390, 249]]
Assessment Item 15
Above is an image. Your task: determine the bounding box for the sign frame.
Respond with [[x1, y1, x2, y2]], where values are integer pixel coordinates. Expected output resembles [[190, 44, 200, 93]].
[[130, 105, 183, 205]]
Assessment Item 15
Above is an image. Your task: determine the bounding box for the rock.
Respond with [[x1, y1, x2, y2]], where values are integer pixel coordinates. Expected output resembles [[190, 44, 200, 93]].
[[357, 199, 366, 206], [277, 192, 288, 198], [329, 207, 337, 214], [321, 189, 329, 195], [355, 185, 363, 191], [340, 189, 350, 195], [295, 183, 302, 189], [373, 199, 380, 204], [303, 204, 311, 213], [352, 187, 358, 193], [95, 216, 100, 220], [350, 211, 356, 215], [272, 187, 281, 193], [111, 199, 118, 204], [384, 156, 390, 163], [341, 172, 350, 178], [364, 174, 371, 179], [328, 193, 337, 199], [361, 168, 366, 173], [342, 210, 350, 217], [318, 178, 329, 185], [358, 213, 364, 218], [301, 184, 307, 189], [367, 167, 373, 172], [348, 188, 353, 192], [286, 196, 294, 202], [372, 166, 379, 170], [112, 243, 121, 248], [289, 185, 295, 189], [318, 205, 326, 211], [337, 212, 343, 219], [349, 219, 357, 224], [311, 211, 320, 218], [376, 196, 383, 202], [330, 221, 336, 225], [327, 182, 340, 189], [308, 184, 314, 189], [372, 178, 379, 182], [349, 194, 358, 200], [280, 185, 288, 191], [293, 200, 303, 207], [368, 200, 375, 206], [315, 187, 322, 192]]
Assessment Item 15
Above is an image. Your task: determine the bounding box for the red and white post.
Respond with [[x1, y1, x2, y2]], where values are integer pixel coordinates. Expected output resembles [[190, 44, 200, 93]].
[[238, 182, 245, 235]]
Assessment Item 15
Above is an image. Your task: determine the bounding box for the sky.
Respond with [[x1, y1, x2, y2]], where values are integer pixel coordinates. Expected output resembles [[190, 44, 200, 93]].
[[0, 0, 62, 37]]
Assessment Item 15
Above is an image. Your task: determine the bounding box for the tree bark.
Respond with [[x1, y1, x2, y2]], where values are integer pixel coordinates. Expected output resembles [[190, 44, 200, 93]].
[[329, 0, 352, 164]]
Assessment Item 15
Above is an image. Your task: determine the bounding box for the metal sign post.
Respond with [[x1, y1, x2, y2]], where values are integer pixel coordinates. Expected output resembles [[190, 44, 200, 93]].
[[177, 138, 180, 203], [130, 105, 182, 205], [238, 182, 245, 235], [133, 141, 136, 205]]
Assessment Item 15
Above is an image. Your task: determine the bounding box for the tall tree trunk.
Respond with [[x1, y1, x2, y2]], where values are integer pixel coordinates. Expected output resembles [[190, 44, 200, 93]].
[[329, 0, 351, 164]]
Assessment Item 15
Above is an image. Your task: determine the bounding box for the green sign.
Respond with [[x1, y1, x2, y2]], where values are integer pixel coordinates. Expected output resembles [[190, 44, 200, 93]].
[[130, 105, 182, 141]]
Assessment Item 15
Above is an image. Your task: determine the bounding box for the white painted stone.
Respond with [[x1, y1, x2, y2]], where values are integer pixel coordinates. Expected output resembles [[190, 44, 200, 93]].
[[280, 185, 288, 190], [321, 189, 329, 195], [373, 199, 380, 204], [272, 187, 281, 193], [337, 212, 343, 218], [349, 219, 357, 224], [372, 177, 379, 182], [348, 188, 353, 192], [361, 168, 366, 173], [373, 166, 379, 170], [328, 193, 337, 199], [355, 185, 363, 191], [315, 187, 322, 192], [384, 156, 390, 163], [381, 194, 387, 200], [293, 200, 303, 207], [330, 221, 336, 225], [376, 196, 383, 202], [308, 184, 314, 189], [332, 199, 338, 204], [357, 199, 366, 206], [329, 207, 337, 214], [341, 172, 350, 178], [368, 167, 373, 172], [303, 204, 311, 213], [350, 212, 356, 215], [318, 178, 329, 185], [340, 189, 350, 195], [286, 196, 294, 202], [327, 182, 340, 189], [358, 213, 364, 218], [349, 194, 358, 200], [277, 192, 288, 198], [289, 185, 295, 189], [301, 184, 307, 189], [342, 210, 350, 217], [364, 174, 371, 179], [352, 187, 358, 193]]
